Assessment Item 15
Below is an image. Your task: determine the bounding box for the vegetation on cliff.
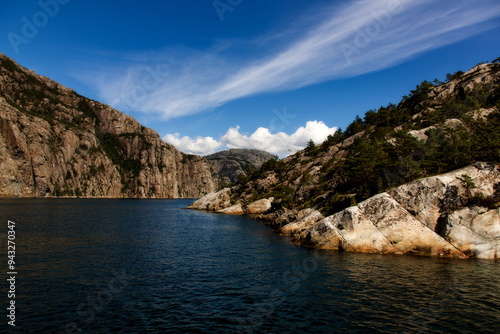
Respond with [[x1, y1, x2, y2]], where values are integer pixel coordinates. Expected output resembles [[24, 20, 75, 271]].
[[189, 59, 500, 258], [0, 53, 218, 198], [229, 60, 500, 215]]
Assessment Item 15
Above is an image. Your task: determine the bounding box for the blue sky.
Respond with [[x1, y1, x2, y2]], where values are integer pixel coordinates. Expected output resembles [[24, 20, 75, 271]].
[[1, 0, 500, 157]]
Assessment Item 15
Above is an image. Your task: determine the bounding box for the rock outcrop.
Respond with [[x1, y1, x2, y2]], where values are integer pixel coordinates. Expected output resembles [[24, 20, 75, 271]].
[[243, 197, 274, 214], [191, 162, 500, 258], [187, 188, 232, 211], [188, 188, 274, 215], [295, 162, 500, 259], [205, 149, 277, 183], [187, 60, 500, 259], [0, 53, 218, 198]]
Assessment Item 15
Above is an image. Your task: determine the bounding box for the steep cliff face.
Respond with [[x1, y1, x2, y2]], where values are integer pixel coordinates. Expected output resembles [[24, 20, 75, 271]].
[[205, 149, 277, 183], [0, 53, 218, 198], [188, 60, 500, 259]]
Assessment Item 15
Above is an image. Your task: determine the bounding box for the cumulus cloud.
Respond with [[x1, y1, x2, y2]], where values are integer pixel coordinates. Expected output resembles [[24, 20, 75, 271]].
[[162, 133, 223, 156], [162, 121, 337, 157], [78, 0, 500, 119]]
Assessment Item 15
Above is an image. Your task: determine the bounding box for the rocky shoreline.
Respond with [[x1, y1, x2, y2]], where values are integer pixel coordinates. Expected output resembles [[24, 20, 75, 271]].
[[188, 162, 500, 259]]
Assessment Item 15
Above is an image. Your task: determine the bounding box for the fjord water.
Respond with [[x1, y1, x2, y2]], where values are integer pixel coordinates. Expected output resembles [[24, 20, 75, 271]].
[[1, 199, 499, 333]]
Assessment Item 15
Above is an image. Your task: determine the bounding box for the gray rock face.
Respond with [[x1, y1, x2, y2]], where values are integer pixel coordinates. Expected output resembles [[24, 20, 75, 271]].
[[444, 207, 500, 259], [187, 188, 232, 211], [294, 163, 499, 259], [190, 162, 500, 259], [279, 209, 324, 237], [0, 53, 218, 198], [243, 197, 274, 214], [205, 149, 277, 183], [188, 188, 274, 215]]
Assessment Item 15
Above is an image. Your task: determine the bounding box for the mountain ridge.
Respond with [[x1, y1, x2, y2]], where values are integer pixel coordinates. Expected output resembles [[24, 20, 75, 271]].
[[205, 148, 277, 183]]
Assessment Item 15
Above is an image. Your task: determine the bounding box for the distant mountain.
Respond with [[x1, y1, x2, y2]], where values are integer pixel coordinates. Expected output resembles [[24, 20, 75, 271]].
[[0, 53, 218, 198], [190, 60, 500, 259], [205, 149, 277, 183]]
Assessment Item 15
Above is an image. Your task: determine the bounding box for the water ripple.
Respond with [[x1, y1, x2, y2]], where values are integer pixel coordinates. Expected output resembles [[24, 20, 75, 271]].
[[0, 198, 499, 333]]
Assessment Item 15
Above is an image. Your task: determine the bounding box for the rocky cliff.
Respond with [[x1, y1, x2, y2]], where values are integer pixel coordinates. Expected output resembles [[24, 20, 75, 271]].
[[0, 53, 218, 198], [189, 60, 500, 259], [295, 162, 500, 259], [190, 162, 500, 258], [205, 149, 277, 183]]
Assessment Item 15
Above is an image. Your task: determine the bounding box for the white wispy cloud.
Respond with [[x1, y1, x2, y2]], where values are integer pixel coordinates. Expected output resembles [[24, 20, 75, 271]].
[[78, 0, 500, 119], [163, 121, 337, 157]]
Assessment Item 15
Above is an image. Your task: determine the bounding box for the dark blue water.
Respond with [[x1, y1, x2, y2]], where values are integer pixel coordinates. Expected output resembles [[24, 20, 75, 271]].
[[0, 199, 499, 333]]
